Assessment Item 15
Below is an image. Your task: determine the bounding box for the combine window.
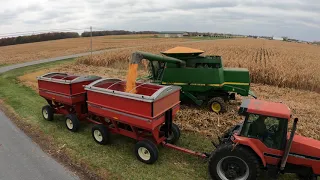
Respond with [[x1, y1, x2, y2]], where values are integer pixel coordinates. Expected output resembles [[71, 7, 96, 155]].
[[195, 63, 221, 68], [240, 114, 287, 150], [149, 61, 165, 81]]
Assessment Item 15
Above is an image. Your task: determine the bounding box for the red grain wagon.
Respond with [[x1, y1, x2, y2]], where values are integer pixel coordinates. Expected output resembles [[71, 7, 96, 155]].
[[38, 74, 208, 164], [84, 78, 184, 163], [37, 72, 101, 131]]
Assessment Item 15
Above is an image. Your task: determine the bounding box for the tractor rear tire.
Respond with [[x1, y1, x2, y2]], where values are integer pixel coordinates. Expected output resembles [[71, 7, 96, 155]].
[[134, 139, 159, 164], [208, 97, 227, 114], [65, 114, 80, 132], [42, 105, 54, 121], [92, 124, 110, 145], [208, 143, 261, 180], [160, 123, 181, 144]]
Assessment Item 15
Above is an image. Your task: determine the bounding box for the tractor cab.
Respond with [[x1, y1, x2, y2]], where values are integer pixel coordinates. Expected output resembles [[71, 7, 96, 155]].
[[210, 99, 320, 180], [237, 99, 291, 150]]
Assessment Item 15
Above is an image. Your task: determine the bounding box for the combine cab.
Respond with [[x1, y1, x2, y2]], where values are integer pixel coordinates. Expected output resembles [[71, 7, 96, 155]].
[[130, 46, 256, 113]]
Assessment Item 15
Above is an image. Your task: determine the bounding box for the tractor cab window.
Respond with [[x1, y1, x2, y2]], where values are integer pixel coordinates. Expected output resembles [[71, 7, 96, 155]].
[[240, 114, 287, 150]]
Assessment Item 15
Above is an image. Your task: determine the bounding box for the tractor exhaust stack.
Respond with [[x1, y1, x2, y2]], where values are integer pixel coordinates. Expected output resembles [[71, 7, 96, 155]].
[[280, 118, 298, 171]]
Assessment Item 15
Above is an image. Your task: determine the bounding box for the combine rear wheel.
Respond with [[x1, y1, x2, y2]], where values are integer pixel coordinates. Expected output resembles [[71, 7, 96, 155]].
[[65, 114, 80, 132], [208, 97, 227, 114], [208, 143, 260, 180], [42, 105, 54, 121], [135, 139, 159, 164], [92, 124, 110, 145]]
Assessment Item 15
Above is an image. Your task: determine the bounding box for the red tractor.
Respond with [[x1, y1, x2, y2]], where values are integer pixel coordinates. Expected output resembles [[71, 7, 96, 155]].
[[208, 99, 320, 180]]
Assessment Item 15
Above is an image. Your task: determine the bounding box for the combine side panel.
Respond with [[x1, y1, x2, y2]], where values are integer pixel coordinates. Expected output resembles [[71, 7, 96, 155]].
[[223, 68, 250, 96], [161, 68, 223, 85]]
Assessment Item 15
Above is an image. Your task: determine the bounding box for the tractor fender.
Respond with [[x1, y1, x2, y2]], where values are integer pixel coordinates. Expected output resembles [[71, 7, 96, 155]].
[[233, 136, 267, 167]]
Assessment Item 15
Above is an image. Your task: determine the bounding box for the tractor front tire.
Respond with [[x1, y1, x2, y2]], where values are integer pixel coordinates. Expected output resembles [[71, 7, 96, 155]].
[[134, 139, 159, 164], [160, 123, 181, 144], [92, 124, 110, 145], [65, 114, 80, 132], [208, 143, 261, 180], [42, 105, 54, 121], [208, 97, 227, 114]]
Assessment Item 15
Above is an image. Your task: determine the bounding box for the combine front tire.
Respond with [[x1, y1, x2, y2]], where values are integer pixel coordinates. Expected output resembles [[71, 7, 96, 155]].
[[135, 139, 159, 164], [208, 97, 227, 114], [208, 143, 260, 180], [42, 105, 54, 121], [160, 123, 181, 144], [65, 114, 80, 132], [92, 124, 110, 145]]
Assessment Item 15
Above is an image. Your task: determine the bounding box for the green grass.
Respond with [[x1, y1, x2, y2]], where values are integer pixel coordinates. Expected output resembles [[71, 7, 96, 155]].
[[0, 63, 10, 67], [0, 59, 299, 180]]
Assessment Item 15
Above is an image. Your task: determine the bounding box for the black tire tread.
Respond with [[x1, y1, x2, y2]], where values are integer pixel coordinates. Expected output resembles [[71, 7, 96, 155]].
[[42, 105, 54, 121], [160, 123, 181, 144], [65, 114, 80, 132], [208, 97, 227, 113], [208, 143, 261, 180], [92, 124, 110, 145], [134, 139, 159, 164]]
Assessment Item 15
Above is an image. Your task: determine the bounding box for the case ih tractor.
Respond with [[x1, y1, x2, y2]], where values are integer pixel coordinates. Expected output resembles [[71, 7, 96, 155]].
[[130, 47, 256, 113], [208, 99, 320, 180]]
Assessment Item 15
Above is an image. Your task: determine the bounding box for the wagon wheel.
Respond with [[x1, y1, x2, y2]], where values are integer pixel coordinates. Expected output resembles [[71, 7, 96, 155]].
[[208, 97, 227, 114], [42, 105, 54, 121], [65, 114, 80, 132], [160, 123, 181, 144], [134, 139, 159, 164], [208, 143, 261, 180], [92, 124, 110, 145]]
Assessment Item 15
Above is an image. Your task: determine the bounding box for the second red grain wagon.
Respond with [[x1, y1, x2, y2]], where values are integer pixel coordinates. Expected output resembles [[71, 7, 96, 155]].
[[37, 72, 101, 131]]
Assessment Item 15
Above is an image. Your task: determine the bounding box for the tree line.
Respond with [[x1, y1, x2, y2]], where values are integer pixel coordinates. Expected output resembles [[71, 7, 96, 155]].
[[0, 30, 159, 46], [81, 30, 158, 37], [0, 32, 80, 47]]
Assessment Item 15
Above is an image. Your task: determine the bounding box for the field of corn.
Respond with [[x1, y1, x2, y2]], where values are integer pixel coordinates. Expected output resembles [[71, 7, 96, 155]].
[[76, 38, 320, 93], [0, 34, 190, 65]]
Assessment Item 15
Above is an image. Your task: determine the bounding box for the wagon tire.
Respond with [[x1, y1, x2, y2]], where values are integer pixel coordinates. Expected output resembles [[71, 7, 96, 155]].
[[65, 114, 80, 132], [208, 143, 260, 180], [134, 139, 158, 164], [160, 123, 181, 144], [92, 124, 110, 145], [208, 97, 227, 114], [42, 105, 54, 121]]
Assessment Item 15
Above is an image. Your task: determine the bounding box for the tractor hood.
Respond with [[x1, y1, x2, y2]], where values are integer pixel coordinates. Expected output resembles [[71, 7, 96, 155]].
[[290, 134, 320, 161]]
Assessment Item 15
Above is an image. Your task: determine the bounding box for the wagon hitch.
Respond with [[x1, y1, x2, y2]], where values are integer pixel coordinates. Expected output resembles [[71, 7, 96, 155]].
[[162, 142, 209, 158]]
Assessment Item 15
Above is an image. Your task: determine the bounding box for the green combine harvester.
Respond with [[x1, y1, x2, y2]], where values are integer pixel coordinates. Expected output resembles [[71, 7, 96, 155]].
[[131, 46, 256, 113]]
